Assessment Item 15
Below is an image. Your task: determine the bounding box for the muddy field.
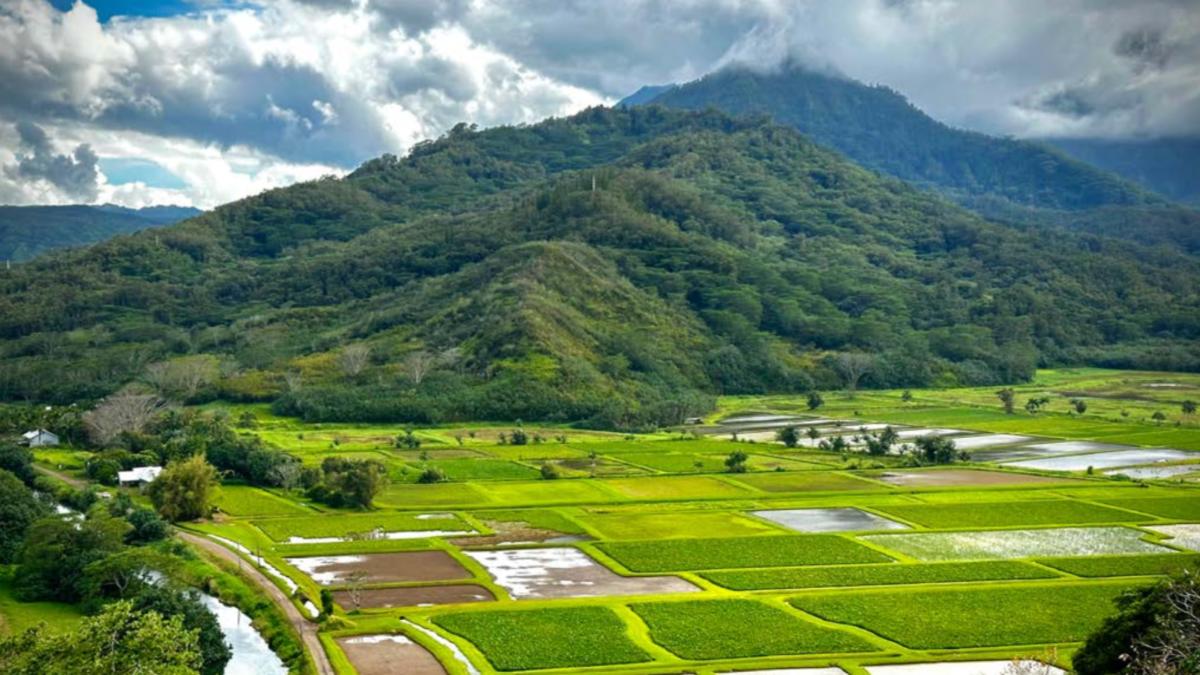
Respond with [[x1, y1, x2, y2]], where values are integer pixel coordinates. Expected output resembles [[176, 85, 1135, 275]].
[[451, 520, 587, 548], [466, 547, 698, 599], [866, 662, 1064, 675], [336, 634, 447, 675], [875, 469, 1071, 487], [334, 584, 495, 609], [286, 551, 472, 585]]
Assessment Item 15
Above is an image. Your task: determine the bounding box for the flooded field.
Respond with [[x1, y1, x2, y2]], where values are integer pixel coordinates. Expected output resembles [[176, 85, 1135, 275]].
[[286, 551, 472, 585], [1149, 524, 1200, 552], [864, 526, 1173, 560], [718, 669, 846, 674], [752, 508, 909, 533], [1006, 448, 1193, 471], [465, 547, 698, 599], [1108, 464, 1199, 479], [949, 434, 1033, 450]]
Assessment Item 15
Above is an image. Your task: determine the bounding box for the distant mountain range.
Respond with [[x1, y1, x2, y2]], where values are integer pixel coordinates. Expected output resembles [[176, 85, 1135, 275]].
[[1045, 137, 1200, 206], [0, 204, 201, 262], [624, 65, 1200, 252]]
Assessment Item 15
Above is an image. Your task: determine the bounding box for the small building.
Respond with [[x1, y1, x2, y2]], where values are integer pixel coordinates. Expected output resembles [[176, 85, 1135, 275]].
[[21, 429, 59, 447], [118, 466, 163, 486]]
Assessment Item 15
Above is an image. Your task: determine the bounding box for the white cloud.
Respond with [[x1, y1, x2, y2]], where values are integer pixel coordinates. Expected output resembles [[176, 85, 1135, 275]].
[[0, 0, 1197, 208]]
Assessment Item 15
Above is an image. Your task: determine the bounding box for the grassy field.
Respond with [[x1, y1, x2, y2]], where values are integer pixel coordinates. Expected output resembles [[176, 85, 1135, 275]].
[[40, 368, 1195, 675]]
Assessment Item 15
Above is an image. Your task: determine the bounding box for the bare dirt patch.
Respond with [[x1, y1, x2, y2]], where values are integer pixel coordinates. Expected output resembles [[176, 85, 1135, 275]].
[[876, 469, 1073, 487], [451, 520, 588, 548], [286, 551, 472, 585], [336, 635, 447, 675], [334, 584, 495, 609]]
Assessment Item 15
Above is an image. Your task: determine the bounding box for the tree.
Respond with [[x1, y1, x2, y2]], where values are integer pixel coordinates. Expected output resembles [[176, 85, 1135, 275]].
[[143, 356, 220, 401], [0, 600, 202, 675], [416, 467, 446, 484], [806, 391, 824, 411], [913, 435, 963, 465], [997, 387, 1016, 414], [130, 585, 231, 675], [776, 426, 800, 448], [125, 507, 169, 544], [345, 570, 368, 612], [806, 426, 821, 440], [0, 444, 35, 485], [1074, 567, 1200, 675], [835, 353, 874, 398], [901, 390, 913, 403], [724, 449, 748, 473], [1025, 396, 1050, 414], [0, 470, 47, 563], [404, 350, 435, 386], [338, 344, 371, 379], [1071, 398, 1088, 414], [396, 429, 421, 449], [146, 455, 219, 522], [1183, 400, 1197, 415], [79, 548, 174, 603], [509, 427, 529, 445], [539, 463, 560, 480], [14, 511, 131, 602], [1152, 411, 1167, 425], [83, 392, 167, 447], [865, 427, 899, 457], [319, 588, 334, 616], [310, 457, 386, 509]]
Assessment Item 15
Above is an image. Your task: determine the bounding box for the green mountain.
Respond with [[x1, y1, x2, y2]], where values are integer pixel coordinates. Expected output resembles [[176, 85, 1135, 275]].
[[635, 65, 1200, 252], [1, 108, 1197, 429], [0, 204, 201, 262], [1046, 137, 1200, 206]]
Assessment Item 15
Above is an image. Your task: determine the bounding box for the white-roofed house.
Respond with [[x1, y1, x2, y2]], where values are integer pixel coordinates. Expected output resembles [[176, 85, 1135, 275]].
[[118, 466, 163, 487], [21, 429, 59, 447]]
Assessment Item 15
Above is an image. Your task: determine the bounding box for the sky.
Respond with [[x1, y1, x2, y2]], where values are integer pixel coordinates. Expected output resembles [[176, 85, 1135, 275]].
[[1, 0, 1198, 209]]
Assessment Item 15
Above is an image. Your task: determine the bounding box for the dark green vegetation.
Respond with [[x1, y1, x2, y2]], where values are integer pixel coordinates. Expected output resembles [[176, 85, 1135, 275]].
[[1073, 567, 1200, 675], [640, 64, 1200, 253], [432, 606, 651, 670], [595, 534, 892, 572], [2, 108, 1199, 428], [703, 560, 1058, 590], [791, 583, 1133, 649], [0, 204, 200, 262], [629, 598, 873, 659]]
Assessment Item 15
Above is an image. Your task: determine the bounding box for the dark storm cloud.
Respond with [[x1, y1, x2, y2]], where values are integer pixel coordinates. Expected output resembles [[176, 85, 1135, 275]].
[[1115, 27, 1175, 72], [6, 121, 100, 201]]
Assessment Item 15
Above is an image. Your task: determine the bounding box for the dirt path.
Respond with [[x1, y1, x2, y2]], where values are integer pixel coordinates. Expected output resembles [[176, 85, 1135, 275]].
[[178, 531, 335, 675], [33, 463, 86, 489]]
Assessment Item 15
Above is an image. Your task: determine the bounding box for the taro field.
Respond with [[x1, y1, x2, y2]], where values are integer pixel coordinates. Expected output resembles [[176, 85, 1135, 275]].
[[88, 368, 1200, 674]]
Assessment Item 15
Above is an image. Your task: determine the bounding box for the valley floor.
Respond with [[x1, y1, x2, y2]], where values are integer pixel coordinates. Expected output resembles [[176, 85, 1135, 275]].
[[20, 368, 1200, 674]]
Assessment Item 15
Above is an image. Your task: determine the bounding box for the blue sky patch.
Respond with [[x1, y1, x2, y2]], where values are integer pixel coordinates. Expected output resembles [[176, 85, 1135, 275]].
[[99, 158, 188, 189], [50, 1, 251, 22]]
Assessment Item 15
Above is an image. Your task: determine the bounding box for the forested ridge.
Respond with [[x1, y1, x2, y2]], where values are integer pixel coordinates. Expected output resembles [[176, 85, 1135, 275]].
[[1, 106, 1197, 429], [0, 204, 200, 262], [641, 64, 1200, 253]]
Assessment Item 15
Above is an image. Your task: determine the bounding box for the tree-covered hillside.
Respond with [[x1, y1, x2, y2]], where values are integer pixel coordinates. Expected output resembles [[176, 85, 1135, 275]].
[[1047, 137, 1200, 206], [639, 65, 1200, 252], [0, 204, 200, 262], [0, 107, 1197, 428]]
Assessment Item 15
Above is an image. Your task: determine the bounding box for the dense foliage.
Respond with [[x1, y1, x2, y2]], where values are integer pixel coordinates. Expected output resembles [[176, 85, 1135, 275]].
[[643, 65, 1200, 252], [0, 106, 1197, 428]]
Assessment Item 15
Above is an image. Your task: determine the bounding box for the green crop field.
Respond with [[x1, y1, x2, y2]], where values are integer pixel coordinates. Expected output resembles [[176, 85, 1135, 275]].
[[1039, 553, 1200, 577], [253, 512, 470, 541], [582, 510, 784, 539], [630, 598, 874, 659], [27, 368, 1198, 675], [703, 560, 1060, 590], [596, 535, 893, 572], [791, 583, 1135, 649], [432, 606, 651, 670], [874, 499, 1149, 528]]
